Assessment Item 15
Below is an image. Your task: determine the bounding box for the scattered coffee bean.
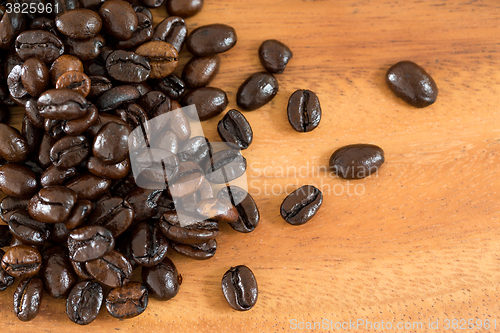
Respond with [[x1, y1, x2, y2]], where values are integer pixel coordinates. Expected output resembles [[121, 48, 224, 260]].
[[280, 185, 323, 225], [66, 281, 103, 325], [204, 149, 247, 184], [130, 221, 169, 267], [28, 186, 77, 223], [15, 30, 64, 63], [55, 9, 102, 39], [182, 55, 220, 88], [236, 72, 279, 111], [258, 39, 293, 74], [13, 276, 43, 321], [135, 41, 179, 79], [98, 0, 138, 41], [329, 144, 385, 179], [166, 0, 203, 18], [142, 257, 181, 300], [218, 186, 260, 233], [287, 89, 321, 132], [0, 163, 38, 198], [152, 16, 187, 53], [170, 239, 216, 260], [221, 265, 258, 311], [217, 109, 253, 149], [186, 24, 237, 56], [21, 57, 49, 97], [181, 87, 228, 121], [106, 50, 151, 83]]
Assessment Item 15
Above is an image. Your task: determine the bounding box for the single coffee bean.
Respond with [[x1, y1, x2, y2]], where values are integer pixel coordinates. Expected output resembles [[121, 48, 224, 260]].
[[182, 55, 220, 88], [99, 0, 138, 41], [114, 12, 153, 50], [287, 89, 321, 132], [55, 8, 102, 39], [66, 281, 103, 325], [170, 239, 216, 260], [204, 149, 247, 184], [135, 41, 178, 79], [217, 185, 260, 233], [0, 224, 13, 247], [50, 135, 90, 168], [186, 24, 237, 56], [105, 282, 148, 319], [106, 50, 151, 83], [15, 30, 64, 63], [0, 2, 26, 49], [221, 265, 258, 311], [44, 118, 65, 139], [181, 87, 228, 121], [13, 276, 43, 321], [329, 144, 385, 180], [1, 245, 42, 278], [124, 187, 162, 221], [64, 200, 93, 230], [8, 211, 50, 245], [217, 109, 253, 149], [130, 221, 169, 267], [25, 98, 45, 128], [50, 54, 84, 86], [386, 61, 438, 107], [160, 211, 218, 245], [95, 85, 140, 111], [29, 16, 58, 34], [152, 16, 187, 53], [22, 115, 43, 159], [56, 71, 91, 97], [195, 198, 239, 223], [87, 197, 134, 237], [88, 75, 112, 100], [236, 72, 278, 111], [38, 88, 89, 120], [85, 250, 132, 288], [0, 249, 14, 291], [258, 39, 293, 74], [68, 225, 115, 262], [0, 163, 38, 198], [21, 57, 49, 97], [38, 133, 57, 168], [62, 104, 99, 135], [41, 245, 78, 298], [88, 157, 130, 179], [65, 34, 105, 61], [28, 186, 77, 223], [142, 257, 180, 300], [166, 0, 203, 18], [7, 64, 28, 100], [280, 185, 323, 225], [93, 122, 130, 164]]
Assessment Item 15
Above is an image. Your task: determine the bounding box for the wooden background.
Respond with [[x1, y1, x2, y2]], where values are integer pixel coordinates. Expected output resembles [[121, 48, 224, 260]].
[[2, 0, 500, 331]]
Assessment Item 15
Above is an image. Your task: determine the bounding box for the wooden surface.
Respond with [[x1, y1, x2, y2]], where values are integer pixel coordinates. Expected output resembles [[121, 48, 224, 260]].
[[2, 0, 500, 332]]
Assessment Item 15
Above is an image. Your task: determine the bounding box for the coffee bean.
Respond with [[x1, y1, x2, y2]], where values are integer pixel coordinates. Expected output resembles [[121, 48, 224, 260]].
[[15, 30, 64, 63], [13, 276, 43, 321], [287, 89, 321, 132], [29, 16, 58, 35], [8, 211, 50, 245], [236, 72, 278, 111], [1, 245, 42, 278], [258, 39, 293, 74], [105, 282, 148, 319], [65, 34, 105, 61], [68, 226, 115, 262], [25, 98, 44, 129], [181, 87, 228, 121], [130, 221, 169, 267], [182, 55, 220, 88], [0, 2, 26, 49], [56, 71, 91, 97], [41, 245, 78, 298], [124, 187, 162, 221], [135, 41, 178, 79], [87, 197, 134, 237], [85, 250, 132, 288], [166, 0, 203, 17], [27, 186, 76, 224], [62, 104, 99, 135], [386, 61, 438, 107], [64, 200, 93, 230], [221, 265, 258, 311], [195, 198, 238, 223], [217, 109, 253, 149], [49, 222, 71, 244], [170, 239, 216, 259], [21, 58, 49, 97], [115, 13, 153, 50], [38, 88, 89, 120], [329, 144, 385, 180], [99, 0, 138, 41], [217, 185, 260, 233], [38, 134, 56, 168], [160, 211, 218, 244], [280, 185, 323, 225], [0, 163, 38, 198], [88, 157, 130, 179], [88, 75, 112, 100], [168, 161, 205, 197], [0, 249, 14, 291], [22, 115, 44, 159], [93, 122, 130, 165], [95, 85, 140, 112], [70, 259, 93, 279], [1, 197, 29, 223], [50, 135, 90, 168], [50, 54, 84, 86], [106, 50, 151, 83], [177, 136, 212, 166], [55, 9, 102, 39], [152, 16, 187, 53], [186, 24, 237, 56], [66, 281, 103, 325], [40, 165, 76, 188], [114, 103, 148, 130], [7, 64, 28, 100], [204, 149, 247, 184], [142, 257, 181, 300]]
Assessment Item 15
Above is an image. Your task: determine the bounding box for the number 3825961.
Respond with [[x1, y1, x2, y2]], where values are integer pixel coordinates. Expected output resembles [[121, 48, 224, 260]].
[[5, 2, 59, 14]]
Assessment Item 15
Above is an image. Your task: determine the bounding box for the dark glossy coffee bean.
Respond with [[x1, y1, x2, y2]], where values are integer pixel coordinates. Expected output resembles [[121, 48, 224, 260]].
[[135, 41, 178, 79], [259, 39, 293, 74], [138, 90, 169, 116], [15, 30, 64, 63], [221, 265, 258, 311], [329, 144, 385, 180], [68, 226, 115, 262], [56, 71, 91, 97], [41, 245, 77, 298], [280, 185, 323, 225], [124, 187, 162, 221], [130, 221, 169, 267], [8, 211, 50, 245], [131, 82, 152, 96], [87, 76, 112, 101], [87, 115, 128, 139], [181, 87, 228, 121], [55, 9, 102, 39], [99, 0, 138, 41], [88, 157, 130, 179], [24, 98, 44, 129], [62, 104, 99, 135], [186, 24, 237, 56], [66, 281, 103, 325], [22, 115, 43, 159], [217, 109, 253, 149], [114, 103, 148, 130], [65, 35, 105, 61], [0, 104, 10, 124], [287, 89, 321, 132], [142, 257, 180, 300], [66, 173, 112, 200], [38, 88, 89, 120], [152, 16, 187, 53], [95, 85, 140, 112], [0, 249, 14, 291], [93, 122, 130, 164], [1, 245, 42, 278], [166, 0, 203, 18], [86, 250, 132, 288], [177, 136, 211, 166], [115, 13, 153, 50], [13, 276, 43, 321], [195, 198, 238, 223], [50, 135, 90, 168], [71, 259, 93, 279], [64, 200, 93, 230], [44, 118, 65, 139], [160, 211, 218, 244], [21, 57, 49, 97], [30, 16, 58, 34], [29, 186, 78, 223], [106, 282, 148, 318], [237, 72, 278, 111], [0, 163, 38, 198], [170, 239, 216, 259], [0, 1, 26, 49], [106, 50, 151, 83], [386, 61, 438, 107], [87, 197, 134, 237], [38, 133, 56, 168], [217, 185, 260, 233], [204, 149, 247, 184], [50, 54, 84, 86], [7, 64, 28, 100], [0, 225, 13, 247], [182, 55, 220, 88]]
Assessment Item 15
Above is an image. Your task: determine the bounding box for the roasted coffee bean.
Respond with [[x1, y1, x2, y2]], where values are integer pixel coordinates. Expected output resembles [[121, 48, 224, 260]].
[[99, 0, 138, 41], [62, 104, 99, 135], [95, 85, 141, 112], [66, 281, 103, 325], [13, 276, 43, 321], [142, 257, 180, 300], [37, 133, 55, 168], [181, 87, 228, 121], [160, 211, 218, 244], [195, 198, 238, 223], [29, 186, 78, 223], [87, 197, 134, 237], [258, 39, 293, 74], [0, 225, 13, 247], [87, 115, 129, 138], [25, 99, 44, 129], [168, 161, 205, 197], [7, 64, 28, 100], [0, 1, 26, 49], [0, 249, 14, 291], [55, 9, 102, 39], [115, 13, 153, 50], [152, 16, 187, 53], [49, 222, 71, 243], [186, 24, 237, 56], [50, 54, 84, 86], [386, 61, 438, 107], [124, 187, 162, 221], [21, 57, 49, 97], [15, 30, 64, 63], [66, 173, 112, 200], [130, 221, 169, 267], [217, 109, 253, 149], [68, 226, 115, 262], [88, 75, 112, 100], [56, 71, 91, 97], [41, 245, 77, 298], [22, 116, 44, 158], [85, 250, 132, 288], [329, 144, 385, 180], [0, 104, 11, 124], [29, 17, 58, 35], [88, 157, 130, 179], [105, 282, 148, 318], [8, 211, 50, 245], [280, 185, 323, 225], [287, 89, 321, 132], [217, 185, 260, 233], [0, 163, 38, 198], [166, 0, 203, 18], [135, 41, 178, 79], [204, 149, 247, 184], [93, 122, 130, 164], [44, 118, 65, 139], [132, 148, 178, 187], [221, 265, 258, 311], [38, 88, 89, 120], [178, 136, 212, 166], [162, 108, 191, 141], [182, 55, 220, 88], [114, 103, 148, 130], [1, 197, 29, 224], [64, 200, 93, 230], [106, 50, 151, 83], [70, 259, 93, 279], [138, 90, 169, 116], [237, 72, 278, 111], [50, 135, 90, 168], [65, 35, 106, 61], [150, 130, 178, 155], [170, 239, 216, 260], [1, 245, 42, 278]]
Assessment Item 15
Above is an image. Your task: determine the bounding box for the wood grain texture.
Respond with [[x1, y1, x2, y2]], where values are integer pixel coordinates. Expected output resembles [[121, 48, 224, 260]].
[[2, 0, 500, 332]]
